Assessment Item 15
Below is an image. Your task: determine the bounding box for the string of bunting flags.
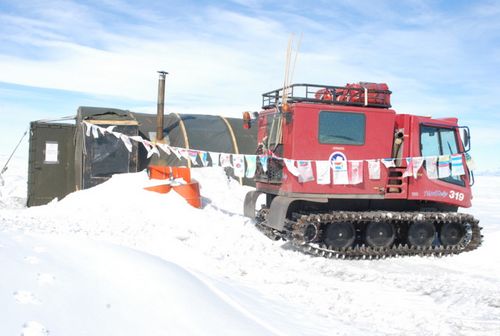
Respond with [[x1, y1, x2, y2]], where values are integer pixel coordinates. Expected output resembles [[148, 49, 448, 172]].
[[84, 122, 474, 185]]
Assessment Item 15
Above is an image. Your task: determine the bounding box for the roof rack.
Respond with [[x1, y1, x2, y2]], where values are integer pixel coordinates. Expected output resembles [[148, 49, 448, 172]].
[[262, 83, 392, 109]]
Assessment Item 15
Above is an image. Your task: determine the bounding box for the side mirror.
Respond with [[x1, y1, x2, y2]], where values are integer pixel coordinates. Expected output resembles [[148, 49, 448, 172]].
[[458, 126, 471, 152]]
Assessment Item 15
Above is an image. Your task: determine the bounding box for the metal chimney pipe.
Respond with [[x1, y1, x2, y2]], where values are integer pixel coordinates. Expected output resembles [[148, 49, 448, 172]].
[[156, 71, 168, 142]]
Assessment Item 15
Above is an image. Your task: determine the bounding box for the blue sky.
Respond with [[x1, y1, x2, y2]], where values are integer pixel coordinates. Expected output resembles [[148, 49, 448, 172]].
[[0, 0, 499, 169]]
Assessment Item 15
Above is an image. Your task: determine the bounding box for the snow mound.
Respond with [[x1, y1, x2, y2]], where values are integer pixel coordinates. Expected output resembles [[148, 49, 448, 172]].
[[1, 160, 500, 335]]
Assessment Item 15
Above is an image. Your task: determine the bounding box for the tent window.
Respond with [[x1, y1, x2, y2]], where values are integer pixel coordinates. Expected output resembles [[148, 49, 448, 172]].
[[44, 141, 59, 164]]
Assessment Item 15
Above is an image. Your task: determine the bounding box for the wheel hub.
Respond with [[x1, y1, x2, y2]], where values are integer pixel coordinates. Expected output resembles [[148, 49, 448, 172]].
[[408, 221, 435, 247], [440, 222, 466, 246], [324, 222, 355, 249], [365, 221, 395, 248]]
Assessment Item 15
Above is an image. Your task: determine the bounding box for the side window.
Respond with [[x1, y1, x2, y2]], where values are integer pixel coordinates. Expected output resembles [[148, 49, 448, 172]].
[[440, 129, 459, 155], [420, 125, 464, 186], [319, 111, 365, 145]]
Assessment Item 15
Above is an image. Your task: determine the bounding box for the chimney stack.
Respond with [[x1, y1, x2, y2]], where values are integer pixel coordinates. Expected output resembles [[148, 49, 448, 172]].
[[156, 71, 168, 142]]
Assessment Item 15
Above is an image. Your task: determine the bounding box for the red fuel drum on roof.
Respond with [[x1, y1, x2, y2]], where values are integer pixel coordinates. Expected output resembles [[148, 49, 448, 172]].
[[255, 84, 472, 209]]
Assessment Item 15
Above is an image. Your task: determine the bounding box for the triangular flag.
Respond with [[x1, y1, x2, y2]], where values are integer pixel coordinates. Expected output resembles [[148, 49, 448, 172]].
[[209, 152, 220, 167], [170, 147, 182, 160], [451, 154, 465, 176], [284, 159, 300, 177], [120, 135, 132, 152], [315, 160, 331, 185], [232, 154, 245, 177], [348, 160, 363, 185], [150, 145, 160, 158], [367, 159, 380, 180], [97, 125, 107, 136], [129, 135, 143, 143], [91, 124, 99, 139], [425, 156, 439, 179], [412, 157, 424, 178], [245, 155, 257, 178], [85, 123, 92, 137], [110, 131, 121, 139], [438, 155, 451, 178], [105, 126, 116, 134], [157, 143, 171, 155], [297, 160, 314, 183], [199, 151, 209, 167], [187, 150, 199, 165], [179, 149, 190, 161]]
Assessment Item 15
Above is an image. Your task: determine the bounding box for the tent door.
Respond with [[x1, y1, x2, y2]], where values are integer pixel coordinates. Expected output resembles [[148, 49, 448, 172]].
[[27, 122, 76, 207]]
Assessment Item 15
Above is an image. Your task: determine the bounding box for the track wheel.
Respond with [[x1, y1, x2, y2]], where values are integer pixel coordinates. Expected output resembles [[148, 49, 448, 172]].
[[303, 223, 320, 243], [408, 221, 435, 247], [365, 221, 395, 248], [440, 222, 465, 246], [324, 222, 355, 249]]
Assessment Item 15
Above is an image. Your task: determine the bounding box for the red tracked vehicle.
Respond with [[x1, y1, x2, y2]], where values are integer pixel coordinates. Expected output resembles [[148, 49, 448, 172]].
[[243, 83, 482, 259]]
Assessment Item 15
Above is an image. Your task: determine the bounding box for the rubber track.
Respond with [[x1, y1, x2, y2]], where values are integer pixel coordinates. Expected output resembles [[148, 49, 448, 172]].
[[257, 211, 482, 259]]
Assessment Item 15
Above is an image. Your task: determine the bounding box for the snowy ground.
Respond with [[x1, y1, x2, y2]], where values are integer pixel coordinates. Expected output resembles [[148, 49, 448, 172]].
[[1, 155, 499, 336]]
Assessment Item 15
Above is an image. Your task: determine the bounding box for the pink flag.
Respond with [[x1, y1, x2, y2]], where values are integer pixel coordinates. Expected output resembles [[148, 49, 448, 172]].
[[188, 150, 199, 165], [348, 160, 363, 185], [297, 160, 315, 183], [220, 153, 232, 168]]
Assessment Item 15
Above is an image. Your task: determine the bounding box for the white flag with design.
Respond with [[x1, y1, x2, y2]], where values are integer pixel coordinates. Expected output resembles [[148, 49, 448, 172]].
[[412, 157, 424, 178], [315, 160, 331, 185], [245, 155, 257, 178], [220, 153, 232, 168], [438, 155, 451, 178], [297, 160, 314, 183], [232, 154, 245, 177], [367, 159, 380, 180], [332, 160, 349, 185], [451, 154, 465, 176], [425, 156, 439, 179]]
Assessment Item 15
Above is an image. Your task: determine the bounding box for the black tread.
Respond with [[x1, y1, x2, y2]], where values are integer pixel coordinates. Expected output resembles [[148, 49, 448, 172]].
[[256, 210, 482, 259]]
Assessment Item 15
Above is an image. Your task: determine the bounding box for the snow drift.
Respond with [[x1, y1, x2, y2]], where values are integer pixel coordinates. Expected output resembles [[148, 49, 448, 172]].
[[1, 155, 499, 335]]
